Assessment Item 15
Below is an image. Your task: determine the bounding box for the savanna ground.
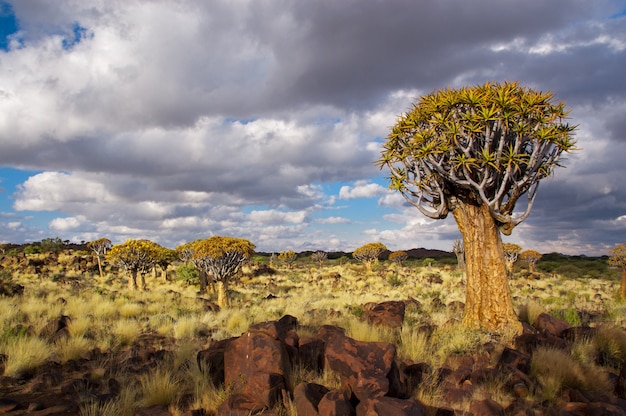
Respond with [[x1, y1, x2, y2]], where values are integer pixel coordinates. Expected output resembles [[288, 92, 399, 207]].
[[0, 250, 625, 415]]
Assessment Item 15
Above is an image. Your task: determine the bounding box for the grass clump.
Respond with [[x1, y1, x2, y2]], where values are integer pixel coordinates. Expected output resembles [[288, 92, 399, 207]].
[[530, 347, 612, 402], [0, 335, 52, 377], [138, 367, 183, 407]]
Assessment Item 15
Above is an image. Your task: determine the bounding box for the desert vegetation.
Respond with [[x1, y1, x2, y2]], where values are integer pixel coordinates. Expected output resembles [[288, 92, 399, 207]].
[[0, 241, 625, 415]]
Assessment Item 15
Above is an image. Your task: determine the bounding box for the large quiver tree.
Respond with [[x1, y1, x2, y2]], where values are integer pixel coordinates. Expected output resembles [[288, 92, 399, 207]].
[[378, 81, 576, 333]]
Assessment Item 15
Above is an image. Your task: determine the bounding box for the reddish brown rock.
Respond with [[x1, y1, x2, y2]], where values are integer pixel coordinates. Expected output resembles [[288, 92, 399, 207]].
[[223, 327, 291, 412], [532, 313, 571, 337], [299, 337, 325, 373], [318, 389, 356, 416], [324, 332, 402, 400], [356, 396, 424, 416], [469, 398, 505, 416], [361, 301, 406, 329], [196, 337, 236, 386], [498, 347, 530, 373], [293, 382, 330, 416], [134, 404, 173, 416]]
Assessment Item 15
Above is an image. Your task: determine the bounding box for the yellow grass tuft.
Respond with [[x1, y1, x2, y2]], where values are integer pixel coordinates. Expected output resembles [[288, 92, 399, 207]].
[[0, 336, 51, 377]]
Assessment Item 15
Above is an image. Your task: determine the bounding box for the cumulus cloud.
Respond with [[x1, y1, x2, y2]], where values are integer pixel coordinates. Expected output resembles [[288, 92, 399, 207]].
[[0, 0, 624, 254]]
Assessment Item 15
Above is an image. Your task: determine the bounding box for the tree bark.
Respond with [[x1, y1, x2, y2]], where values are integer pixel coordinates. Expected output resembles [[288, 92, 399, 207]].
[[453, 201, 522, 334], [128, 269, 137, 290], [217, 280, 229, 308], [140, 273, 146, 291], [96, 256, 104, 278], [619, 269, 626, 298]]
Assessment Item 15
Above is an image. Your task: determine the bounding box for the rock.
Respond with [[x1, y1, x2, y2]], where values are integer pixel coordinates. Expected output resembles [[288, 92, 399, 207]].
[[532, 313, 571, 337], [134, 404, 173, 416], [514, 332, 568, 353], [561, 326, 597, 343], [356, 396, 424, 416], [469, 398, 505, 416], [196, 337, 236, 386], [558, 402, 588, 416], [324, 332, 403, 400], [361, 301, 406, 329], [588, 402, 626, 415], [294, 382, 330, 416], [299, 337, 325, 373], [0, 398, 20, 413], [498, 347, 530, 373], [39, 315, 71, 341], [318, 390, 356, 416], [223, 326, 291, 412], [505, 399, 537, 416]]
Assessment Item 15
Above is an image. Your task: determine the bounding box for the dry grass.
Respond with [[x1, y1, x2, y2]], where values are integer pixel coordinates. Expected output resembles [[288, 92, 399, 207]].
[[0, 335, 52, 376], [0, 254, 623, 414]]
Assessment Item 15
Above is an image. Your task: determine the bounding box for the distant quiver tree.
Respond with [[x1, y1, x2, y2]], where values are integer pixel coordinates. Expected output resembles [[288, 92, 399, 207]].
[[353, 242, 387, 271], [521, 249, 542, 273], [503, 243, 522, 273], [452, 239, 465, 270], [608, 243, 626, 298], [193, 236, 255, 308], [108, 239, 161, 290], [87, 238, 112, 278], [378, 81, 577, 333]]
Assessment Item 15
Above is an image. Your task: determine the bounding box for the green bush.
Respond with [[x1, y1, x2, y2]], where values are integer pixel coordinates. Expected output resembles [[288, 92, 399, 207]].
[[175, 264, 199, 284]]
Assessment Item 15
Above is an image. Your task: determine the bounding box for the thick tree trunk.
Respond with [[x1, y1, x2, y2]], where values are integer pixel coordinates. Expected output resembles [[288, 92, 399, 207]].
[[619, 269, 626, 298], [128, 269, 137, 290], [199, 270, 208, 293], [453, 201, 522, 334], [96, 256, 104, 278], [161, 268, 168, 281], [140, 273, 146, 291], [217, 280, 229, 308]]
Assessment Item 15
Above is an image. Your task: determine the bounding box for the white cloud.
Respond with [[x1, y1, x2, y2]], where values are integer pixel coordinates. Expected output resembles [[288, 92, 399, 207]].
[[315, 216, 351, 224], [339, 181, 389, 200], [49, 216, 82, 231]]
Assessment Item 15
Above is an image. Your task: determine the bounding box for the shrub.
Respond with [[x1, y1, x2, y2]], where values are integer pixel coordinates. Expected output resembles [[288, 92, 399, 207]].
[[175, 264, 199, 284]]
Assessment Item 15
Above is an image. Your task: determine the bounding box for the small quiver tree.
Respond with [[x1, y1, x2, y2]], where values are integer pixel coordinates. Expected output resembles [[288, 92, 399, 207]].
[[107, 239, 161, 290], [353, 242, 388, 271], [520, 249, 542, 273], [452, 239, 465, 270], [311, 251, 328, 269], [193, 236, 255, 308], [608, 243, 626, 298], [87, 238, 112, 278], [176, 240, 212, 293], [503, 243, 522, 274], [378, 81, 577, 333], [278, 250, 298, 269], [155, 246, 178, 281], [389, 250, 408, 267]]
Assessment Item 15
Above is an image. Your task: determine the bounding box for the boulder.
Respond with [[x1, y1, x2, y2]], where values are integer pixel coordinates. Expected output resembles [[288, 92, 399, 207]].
[[293, 382, 330, 416], [356, 396, 424, 416], [469, 398, 505, 416], [222, 324, 291, 413], [324, 332, 404, 401], [361, 301, 406, 329], [532, 313, 571, 337], [318, 389, 356, 416], [196, 337, 236, 386]]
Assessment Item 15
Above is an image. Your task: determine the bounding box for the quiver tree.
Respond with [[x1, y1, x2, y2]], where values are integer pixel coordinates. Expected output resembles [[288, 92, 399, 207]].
[[608, 243, 626, 298], [176, 240, 212, 293], [86, 238, 112, 278], [155, 246, 178, 281], [503, 243, 522, 273], [278, 250, 298, 269], [108, 239, 161, 290], [193, 236, 255, 308], [378, 81, 577, 333], [311, 251, 328, 269], [389, 250, 408, 266], [521, 249, 542, 273], [353, 242, 387, 271], [452, 239, 465, 270]]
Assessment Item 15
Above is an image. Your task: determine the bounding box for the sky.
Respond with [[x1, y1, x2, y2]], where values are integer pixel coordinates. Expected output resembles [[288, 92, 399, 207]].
[[0, 0, 625, 255]]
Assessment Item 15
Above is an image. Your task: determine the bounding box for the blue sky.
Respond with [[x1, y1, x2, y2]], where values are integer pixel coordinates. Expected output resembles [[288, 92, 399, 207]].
[[1, 0, 625, 255]]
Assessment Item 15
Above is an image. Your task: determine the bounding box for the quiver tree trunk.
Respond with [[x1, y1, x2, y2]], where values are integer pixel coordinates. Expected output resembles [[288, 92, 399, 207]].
[[620, 270, 626, 299], [217, 280, 229, 308], [453, 201, 522, 334], [128, 269, 138, 290], [96, 256, 104, 278]]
